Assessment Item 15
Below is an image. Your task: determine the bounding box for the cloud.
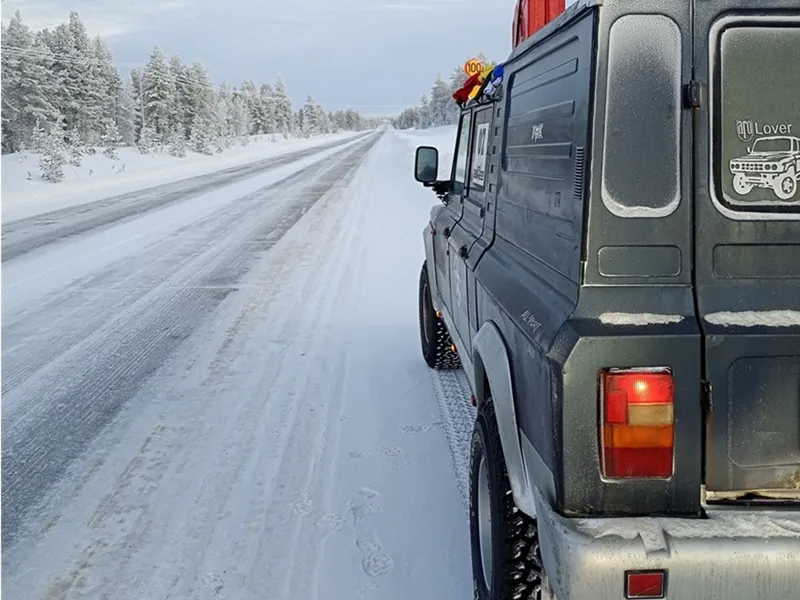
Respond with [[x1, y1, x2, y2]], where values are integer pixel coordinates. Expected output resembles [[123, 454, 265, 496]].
[[2, 0, 196, 36]]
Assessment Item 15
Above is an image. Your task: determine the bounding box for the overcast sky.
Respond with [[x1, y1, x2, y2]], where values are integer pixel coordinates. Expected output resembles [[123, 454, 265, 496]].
[[3, 0, 527, 115]]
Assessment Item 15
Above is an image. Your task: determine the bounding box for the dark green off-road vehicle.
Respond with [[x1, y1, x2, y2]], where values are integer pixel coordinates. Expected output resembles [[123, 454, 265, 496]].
[[413, 1, 800, 599]]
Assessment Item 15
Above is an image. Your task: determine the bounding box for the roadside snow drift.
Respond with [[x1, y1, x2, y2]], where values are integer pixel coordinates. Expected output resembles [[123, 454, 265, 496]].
[[1, 130, 366, 223]]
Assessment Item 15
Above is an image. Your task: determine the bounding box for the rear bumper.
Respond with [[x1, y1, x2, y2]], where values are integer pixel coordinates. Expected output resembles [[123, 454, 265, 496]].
[[534, 490, 800, 600]]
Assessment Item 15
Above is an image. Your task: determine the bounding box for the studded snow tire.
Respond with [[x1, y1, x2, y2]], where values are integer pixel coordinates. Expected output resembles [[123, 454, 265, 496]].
[[470, 400, 553, 600], [419, 262, 461, 370]]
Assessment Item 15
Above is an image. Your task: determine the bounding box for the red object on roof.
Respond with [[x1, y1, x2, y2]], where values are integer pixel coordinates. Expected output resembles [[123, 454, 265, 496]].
[[512, 0, 566, 49]]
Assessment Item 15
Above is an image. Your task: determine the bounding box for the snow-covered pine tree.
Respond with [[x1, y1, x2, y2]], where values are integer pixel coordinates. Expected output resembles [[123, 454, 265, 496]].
[[327, 111, 338, 133], [215, 83, 234, 151], [259, 83, 277, 134], [189, 114, 214, 155], [129, 68, 145, 141], [168, 129, 187, 157], [142, 45, 178, 146], [92, 36, 122, 135], [117, 78, 137, 146], [186, 63, 216, 141], [428, 75, 452, 127], [418, 94, 432, 129], [170, 55, 190, 139], [302, 95, 323, 137], [317, 106, 330, 134], [66, 12, 104, 143], [68, 141, 83, 167], [230, 94, 251, 141], [138, 124, 159, 154], [406, 54, 491, 130], [39, 115, 67, 182], [1, 11, 60, 153], [394, 107, 421, 130], [31, 120, 47, 151], [448, 65, 469, 123], [239, 80, 260, 134], [273, 77, 294, 135], [100, 117, 122, 159]]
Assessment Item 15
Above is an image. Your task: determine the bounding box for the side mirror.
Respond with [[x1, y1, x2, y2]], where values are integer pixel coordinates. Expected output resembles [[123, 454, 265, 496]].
[[414, 146, 439, 184], [747, 146, 752, 154]]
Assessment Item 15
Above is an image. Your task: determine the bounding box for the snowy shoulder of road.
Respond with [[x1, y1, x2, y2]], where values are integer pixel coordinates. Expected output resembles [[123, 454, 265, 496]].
[[2, 126, 476, 600], [1, 130, 366, 222]]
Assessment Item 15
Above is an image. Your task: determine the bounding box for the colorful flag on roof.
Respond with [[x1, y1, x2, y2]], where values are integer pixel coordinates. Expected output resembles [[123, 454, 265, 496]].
[[452, 62, 498, 106]]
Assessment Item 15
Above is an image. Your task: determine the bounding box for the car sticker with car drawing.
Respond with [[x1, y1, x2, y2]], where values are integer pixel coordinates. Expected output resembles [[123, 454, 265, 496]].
[[728, 120, 800, 204]]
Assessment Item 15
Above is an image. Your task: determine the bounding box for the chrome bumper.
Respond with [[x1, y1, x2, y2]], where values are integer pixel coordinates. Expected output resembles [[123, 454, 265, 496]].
[[534, 490, 800, 600]]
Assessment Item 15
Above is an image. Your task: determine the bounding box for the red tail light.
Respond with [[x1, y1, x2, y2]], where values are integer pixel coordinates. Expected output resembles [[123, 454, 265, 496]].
[[600, 368, 674, 479]]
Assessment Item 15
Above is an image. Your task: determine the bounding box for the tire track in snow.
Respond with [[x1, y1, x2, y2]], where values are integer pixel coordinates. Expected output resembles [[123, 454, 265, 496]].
[[250, 157, 380, 600], [1, 140, 368, 396], [1, 135, 380, 550], [2, 140, 372, 405], [152, 141, 372, 599], [428, 369, 476, 510]]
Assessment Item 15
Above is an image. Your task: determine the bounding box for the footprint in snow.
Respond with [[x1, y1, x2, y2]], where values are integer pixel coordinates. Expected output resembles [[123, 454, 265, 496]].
[[356, 580, 379, 598], [291, 496, 315, 516], [378, 446, 404, 456], [317, 513, 346, 533], [349, 488, 393, 578]]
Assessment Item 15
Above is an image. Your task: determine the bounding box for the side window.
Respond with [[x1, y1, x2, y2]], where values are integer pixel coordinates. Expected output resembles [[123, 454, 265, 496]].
[[469, 108, 492, 193], [452, 112, 472, 195], [601, 14, 682, 218]]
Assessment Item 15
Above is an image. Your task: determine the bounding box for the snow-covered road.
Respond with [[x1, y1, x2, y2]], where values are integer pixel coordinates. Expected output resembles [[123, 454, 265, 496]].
[[2, 127, 476, 600]]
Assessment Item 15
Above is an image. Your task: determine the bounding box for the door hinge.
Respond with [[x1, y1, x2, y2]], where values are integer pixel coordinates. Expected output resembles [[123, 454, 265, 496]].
[[480, 207, 486, 218], [684, 79, 702, 109]]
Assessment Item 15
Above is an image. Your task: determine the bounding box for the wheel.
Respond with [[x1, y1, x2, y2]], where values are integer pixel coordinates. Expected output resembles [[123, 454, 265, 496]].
[[732, 173, 753, 196], [470, 400, 555, 600], [773, 169, 798, 201], [418, 263, 461, 370]]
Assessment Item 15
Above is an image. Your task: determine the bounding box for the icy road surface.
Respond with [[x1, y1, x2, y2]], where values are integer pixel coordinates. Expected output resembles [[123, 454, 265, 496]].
[[2, 127, 476, 600]]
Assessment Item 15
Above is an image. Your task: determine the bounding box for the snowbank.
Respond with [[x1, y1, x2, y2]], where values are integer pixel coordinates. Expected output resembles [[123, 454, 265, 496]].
[[1, 131, 366, 223]]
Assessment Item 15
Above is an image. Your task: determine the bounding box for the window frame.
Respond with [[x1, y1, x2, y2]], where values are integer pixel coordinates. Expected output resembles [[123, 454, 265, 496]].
[[451, 111, 474, 195], [708, 15, 800, 221]]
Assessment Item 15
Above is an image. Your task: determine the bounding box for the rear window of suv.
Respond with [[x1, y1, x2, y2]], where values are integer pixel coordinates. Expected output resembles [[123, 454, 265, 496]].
[[714, 23, 800, 215]]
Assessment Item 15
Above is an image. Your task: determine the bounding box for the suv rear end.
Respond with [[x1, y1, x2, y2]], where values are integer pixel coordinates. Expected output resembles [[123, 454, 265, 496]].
[[536, 1, 800, 598]]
